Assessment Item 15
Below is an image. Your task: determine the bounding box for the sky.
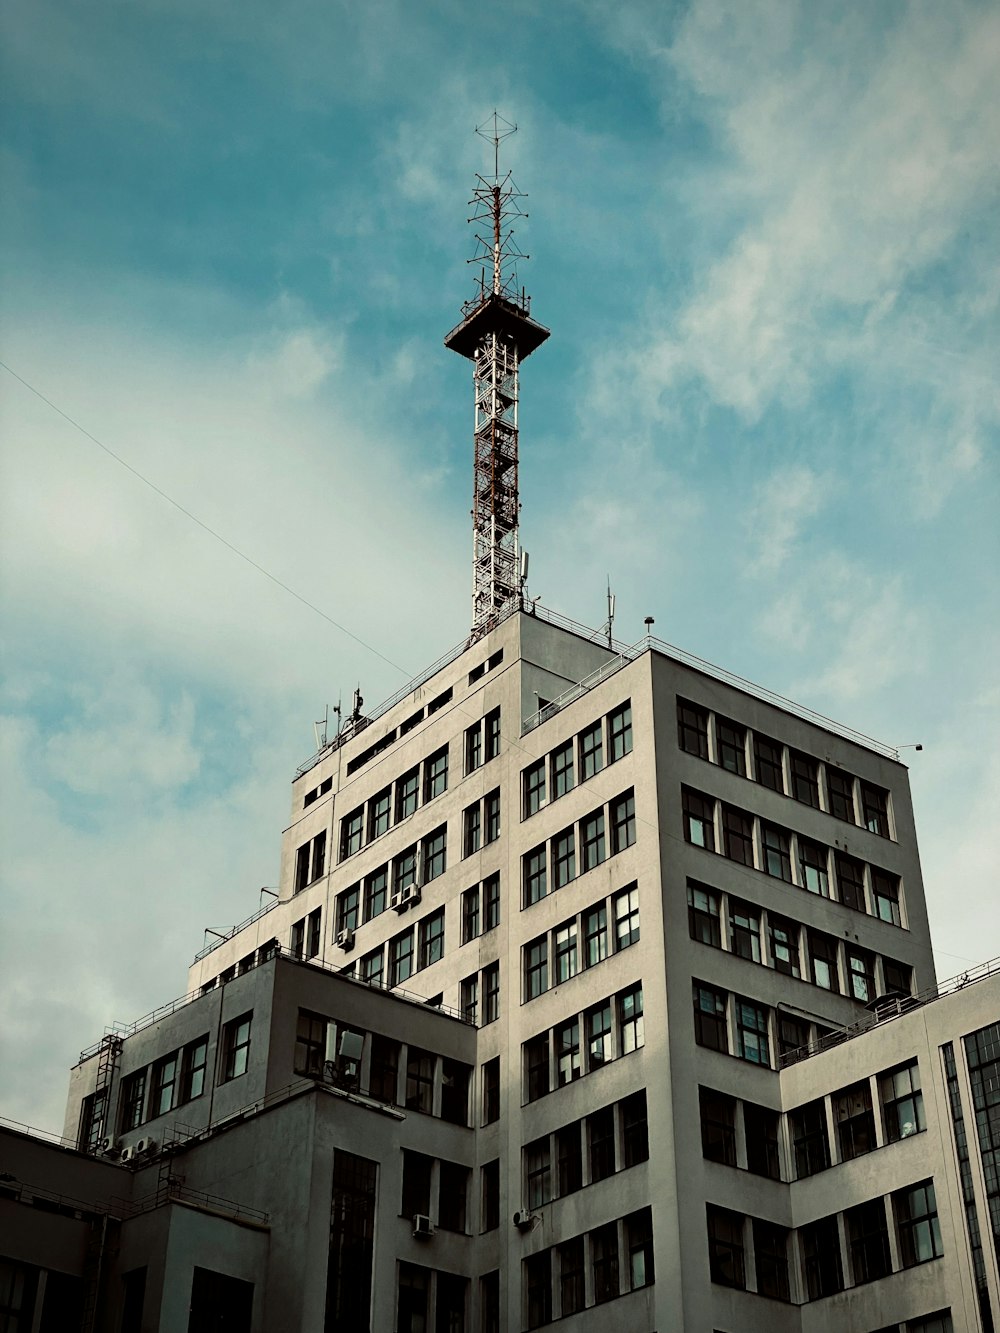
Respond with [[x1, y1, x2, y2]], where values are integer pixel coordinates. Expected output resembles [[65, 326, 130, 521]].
[[1, 0, 998, 1136]]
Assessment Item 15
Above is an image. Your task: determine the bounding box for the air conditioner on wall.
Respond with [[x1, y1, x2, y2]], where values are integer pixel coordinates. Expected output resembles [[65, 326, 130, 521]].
[[412, 1213, 434, 1238], [513, 1210, 536, 1231], [389, 888, 404, 912], [400, 884, 422, 909], [135, 1137, 157, 1157], [336, 928, 355, 950], [119, 1146, 136, 1165]]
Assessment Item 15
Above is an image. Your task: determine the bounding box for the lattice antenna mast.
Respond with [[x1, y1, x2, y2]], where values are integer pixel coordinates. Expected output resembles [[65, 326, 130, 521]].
[[444, 114, 550, 640]]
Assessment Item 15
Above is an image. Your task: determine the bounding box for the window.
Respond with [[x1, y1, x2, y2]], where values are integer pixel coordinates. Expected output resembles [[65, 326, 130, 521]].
[[809, 930, 839, 991], [744, 1102, 780, 1179], [880, 1062, 925, 1141], [180, 1036, 208, 1103], [895, 1181, 943, 1266], [483, 873, 500, 931], [401, 1149, 433, 1218], [79, 1087, 108, 1151], [554, 921, 578, 983], [363, 866, 388, 923], [188, 1269, 254, 1332], [707, 1206, 745, 1288], [720, 806, 753, 866], [484, 789, 500, 844], [526, 1033, 549, 1102], [556, 1019, 581, 1086], [306, 908, 321, 958], [882, 956, 913, 996], [336, 884, 360, 934], [835, 1082, 876, 1160], [579, 721, 604, 782], [423, 826, 447, 882], [591, 1222, 619, 1303], [393, 846, 418, 894], [610, 789, 636, 853], [791, 1099, 830, 1177], [847, 1198, 891, 1284], [802, 1215, 843, 1298], [588, 1105, 616, 1182], [482, 1057, 500, 1124], [481, 1159, 499, 1232], [735, 998, 769, 1066], [790, 750, 819, 807], [614, 884, 640, 950], [524, 1252, 552, 1330], [389, 929, 414, 987], [396, 767, 419, 821], [617, 1091, 653, 1173], [872, 869, 902, 926], [587, 1000, 613, 1069], [484, 707, 501, 761], [754, 1220, 789, 1301], [462, 885, 480, 943], [907, 1317, 954, 1333], [700, 1086, 736, 1165], [119, 1068, 148, 1132], [524, 845, 547, 906], [482, 961, 500, 1024], [683, 788, 715, 849], [525, 937, 548, 1000], [693, 983, 727, 1052], [754, 734, 784, 791], [526, 1137, 552, 1208], [369, 1034, 399, 1102], [580, 810, 606, 872], [688, 883, 721, 947], [405, 1047, 434, 1114], [461, 974, 478, 1023], [778, 1013, 810, 1062], [340, 808, 364, 860], [523, 759, 546, 817], [678, 699, 709, 757], [827, 768, 856, 823], [584, 904, 608, 966], [463, 803, 481, 856], [608, 702, 632, 762], [717, 717, 746, 775], [557, 1123, 583, 1196], [221, 1013, 252, 1081], [465, 720, 483, 774], [729, 900, 761, 962], [799, 838, 830, 896], [360, 946, 383, 987], [424, 746, 448, 801], [295, 829, 327, 890], [417, 908, 444, 969], [551, 741, 574, 798], [397, 1263, 429, 1333], [847, 947, 876, 1003], [559, 1239, 585, 1316], [762, 824, 792, 881], [836, 852, 867, 912], [368, 787, 391, 841], [862, 781, 890, 837], [553, 827, 576, 889], [768, 915, 800, 977], [618, 985, 644, 1054], [438, 1160, 469, 1232]]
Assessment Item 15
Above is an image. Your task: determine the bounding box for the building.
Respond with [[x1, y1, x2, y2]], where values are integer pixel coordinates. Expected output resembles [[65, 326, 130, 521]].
[[2, 135, 999, 1333]]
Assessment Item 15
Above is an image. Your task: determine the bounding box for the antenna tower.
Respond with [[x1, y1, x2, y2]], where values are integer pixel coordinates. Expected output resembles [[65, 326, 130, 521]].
[[444, 113, 550, 640]]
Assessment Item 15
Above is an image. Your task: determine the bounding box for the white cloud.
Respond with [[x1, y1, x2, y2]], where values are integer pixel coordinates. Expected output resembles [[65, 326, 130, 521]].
[[746, 464, 831, 574]]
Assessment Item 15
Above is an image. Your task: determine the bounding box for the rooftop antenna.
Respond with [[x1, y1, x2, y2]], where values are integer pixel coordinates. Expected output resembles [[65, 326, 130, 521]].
[[313, 706, 329, 752], [604, 578, 616, 649], [445, 113, 550, 642]]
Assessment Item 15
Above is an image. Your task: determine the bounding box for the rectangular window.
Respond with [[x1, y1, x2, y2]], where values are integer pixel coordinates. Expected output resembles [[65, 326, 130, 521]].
[[295, 840, 311, 891], [687, 882, 721, 947], [525, 937, 549, 1000], [295, 1009, 327, 1077], [336, 884, 360, 933], [523, 845, 547, 906], [799, 838, 830, 896], [717, 717, 746, 775], [626, 1208, 654, 1291], [847, 946, 876, 1003], [809, 930, 839, 991], [556, 1019, 581, 1086], [587, 1000, 613, 1069], [463, 803, 481, 856], [580, 810, 606, 872], [608, 702, 632, 762], [340, 807, 364, 860], [722, 805, 753, 866], [744, 1101, 781, 1179], [180, 1036, 208, 1103], [880, 1062, 925, 1141], [481, 1158, 500, 1231], [119, 1069, 147, 1131], [862, 781, 890, 837], [610, 789, 636, 853], [482, 961, 500, 1024], [754, 1220, 789, 1301], [368, 1034, 399, 1102], [306, 907, 321, 958], [551, 741, 574, 798], [618, 985, 644, 1054], [778, 1013, 810, 1062], [461, 974, 478, 1023], [827, 768, 856, 823], [559, 1238, 585, 1316], [393, 845, 418, 894], [762, 824, 792, 881], [707, 1205, 745, 1288], [405, 1047, 434, 1114], [735, 998, 769, 1066], [754, 734, 784, 791], [584, 904, 608, 966], [482, 1056, 500, 1125], [835, 1082, 876, 1160], [554, 920, 578, 983], [422, 826, 446, 882], [895, 1181, 943, 1266], [484, 789, 500, 844], [588, 1105, 616, 1182], [465, 720, 483, 774], [523, 759, 546, 817], [683, 787, 715, 850], [397, 1263, 429, 1333], [802, 1215, 844, 1298], [579, 721, 604, 781], [677, 699, 709, 758], [614, 883, 640, 950], [700, 1086, 736, 1165], [364, 866, 388, 922], [417, 908, 444, 969], [769, 915, 801, 977], [622, 1089, 649, 1167], [882, 956, 913, 996], [360, 946, 383, 987], [525, 1033, 550, 1102], [423, 746, 448, 802], [395, 767, 419, 822], [553, 827, 576, 889], [525, 1137, 552, 1208], [221, 1012, 252, 1082], [462, 885, 480, 943], [836, 852, 867, 912], [791, 1100, 830, 1177], [79, 1087, 108, 1151], [368, 787, 391, 841], [557, 1123, 583, 1196], [729, 900, 761, 962], [693, 983, 727, 1052], [389, 929, 414, 987], [873, 868, 902, 925], [524, 1251, 552, 1330], [485, 707, 501, 762], [483, 872, 500, 931], [438, 1160, 469, 1232], [790, 750, 820, 807], [591, 1221, 619, 1304]]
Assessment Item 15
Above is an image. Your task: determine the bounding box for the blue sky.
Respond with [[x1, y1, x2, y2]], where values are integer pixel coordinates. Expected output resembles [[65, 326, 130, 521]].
[[2, 0, 998, 1133]]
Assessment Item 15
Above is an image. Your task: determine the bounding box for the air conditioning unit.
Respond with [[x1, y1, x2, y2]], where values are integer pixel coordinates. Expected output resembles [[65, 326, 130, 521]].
[[135, 1137, 157, 1157], [412, 1213, 434, 1239], [119, 1145, 136, 1165], [390, 888, 404, 913], [400, 883, 422, 909], [98, 1136, 116, 1155], [513, 1210, 536, 1232], [336, 927, 355, 951]]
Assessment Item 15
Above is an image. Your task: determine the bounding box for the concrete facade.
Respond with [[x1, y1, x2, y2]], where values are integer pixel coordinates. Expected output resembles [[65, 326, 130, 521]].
[[3, 607, 998, 1332]]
